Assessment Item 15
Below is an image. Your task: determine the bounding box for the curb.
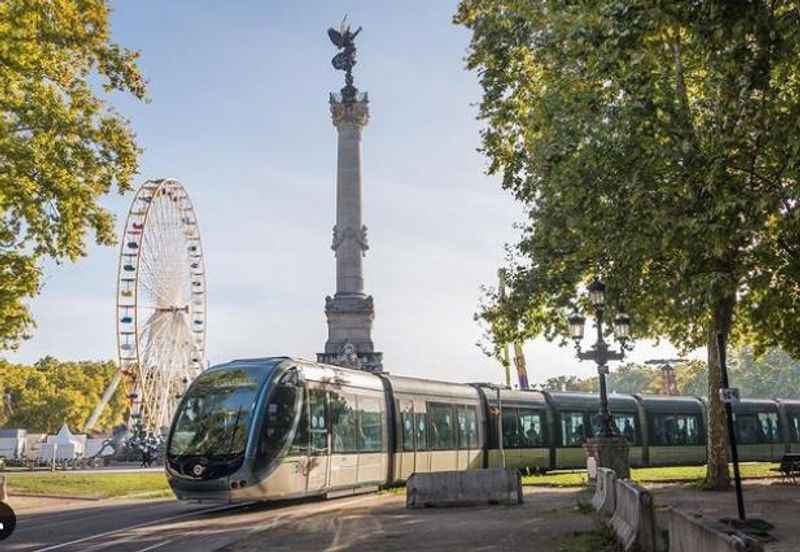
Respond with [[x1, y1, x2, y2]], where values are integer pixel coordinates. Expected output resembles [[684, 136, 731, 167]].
[[8, 493, 104, 501]]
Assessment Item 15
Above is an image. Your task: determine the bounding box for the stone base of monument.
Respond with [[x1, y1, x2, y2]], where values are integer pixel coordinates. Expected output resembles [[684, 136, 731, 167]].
[[584, 436, 630, 484]]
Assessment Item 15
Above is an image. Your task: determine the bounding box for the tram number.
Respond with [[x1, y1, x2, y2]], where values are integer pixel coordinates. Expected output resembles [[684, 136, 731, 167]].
[[719, 388, 740, 404]]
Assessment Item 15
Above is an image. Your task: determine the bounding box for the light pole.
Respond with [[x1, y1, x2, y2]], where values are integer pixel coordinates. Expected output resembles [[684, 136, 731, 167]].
[[567, 279, 632, 438]]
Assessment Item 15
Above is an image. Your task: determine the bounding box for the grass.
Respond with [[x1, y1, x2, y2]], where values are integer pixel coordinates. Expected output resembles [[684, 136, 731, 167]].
[[557, 525, 618, 552], [6, 462, 778, 500], [521, 462, 781, 487], [5, 471, 172, 499]]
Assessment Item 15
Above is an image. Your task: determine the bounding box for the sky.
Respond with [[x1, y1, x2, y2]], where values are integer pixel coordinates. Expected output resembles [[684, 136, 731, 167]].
[[6, 1, 697, 385]]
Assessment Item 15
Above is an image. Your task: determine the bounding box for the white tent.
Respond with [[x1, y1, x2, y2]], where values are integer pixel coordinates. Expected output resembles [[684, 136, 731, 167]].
[[39, 424, 85, 461]]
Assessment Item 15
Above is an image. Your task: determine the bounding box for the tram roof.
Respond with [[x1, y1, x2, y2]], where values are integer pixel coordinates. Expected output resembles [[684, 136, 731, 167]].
[[634, 394, 704, 414], [384, 374, 480, 402], [778, 399, 800, 411], [733, 398, 780, 414], [296, 358, 385, 392], [545, 391, 639, 412], [210, 357, 287, 372], [480, 387, 548, 407]]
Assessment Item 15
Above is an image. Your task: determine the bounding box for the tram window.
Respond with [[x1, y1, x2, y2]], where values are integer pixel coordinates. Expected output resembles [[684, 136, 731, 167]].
[[736, 412, 780, 445], [465, 406, 479, 449], [757, 412, 780, 443], [792, 415, 800, 442], [288, 390, 308, 456], [502, 408, 517, 448], [171, 366, 263, 461], [309, 389, 328, 455], [402, 410, 415, 451], [612, 414, 637, 445], [561, 412, 586, 447], [736, 415, 762, 445], [430, 404, 454, 450], [456, 407, 468, 449], [357, 397, 383, 452], [518, 409, 544, 448], [331, 393, 357, 453], [415, 412, 429, 450], [255, 372, 300, 469], [652, 414, 701, 446]]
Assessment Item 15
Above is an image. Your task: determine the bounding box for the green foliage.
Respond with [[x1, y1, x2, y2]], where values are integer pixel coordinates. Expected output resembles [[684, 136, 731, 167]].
[[0, 357, 128, 432], [557, 526, 617, 552], [550, 350, 800, 399], [732, 347, 800, 399], [0, 0, 146, 350], [542, 375, 596, 392], [456, 0, 800, 356], [456, 0, 800, 488]]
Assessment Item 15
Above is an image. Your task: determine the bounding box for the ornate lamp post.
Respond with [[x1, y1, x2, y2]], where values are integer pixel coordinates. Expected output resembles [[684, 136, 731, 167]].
[[568, 280, 632, 437], [567, 279, 633, 479]]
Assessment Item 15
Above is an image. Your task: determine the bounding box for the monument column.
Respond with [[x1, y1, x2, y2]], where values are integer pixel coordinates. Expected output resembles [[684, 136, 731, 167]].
[[318, 21, 383, 372]]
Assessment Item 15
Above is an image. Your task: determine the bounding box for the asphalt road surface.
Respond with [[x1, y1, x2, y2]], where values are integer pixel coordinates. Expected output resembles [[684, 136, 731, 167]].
[[3, 494, 384, 552]]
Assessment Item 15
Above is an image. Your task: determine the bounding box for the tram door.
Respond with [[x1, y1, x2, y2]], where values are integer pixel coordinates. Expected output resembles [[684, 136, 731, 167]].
[[398, 400, 415, 480], [306, 388, 330, 493], [414, 401, 431, 473]]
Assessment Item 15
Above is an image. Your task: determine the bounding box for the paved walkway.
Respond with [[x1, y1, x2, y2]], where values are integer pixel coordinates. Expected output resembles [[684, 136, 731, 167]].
[[649, 480, 800, 552], [224, 487, 598, 552]]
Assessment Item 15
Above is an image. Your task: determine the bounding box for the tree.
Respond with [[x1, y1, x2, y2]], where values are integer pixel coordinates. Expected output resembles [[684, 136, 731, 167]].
[[0, 357, 128, 433], [456, 1, 800, 488], [731, 347, 800, 399], [0, 0, 146, 349], [541, 375, 594, 392]]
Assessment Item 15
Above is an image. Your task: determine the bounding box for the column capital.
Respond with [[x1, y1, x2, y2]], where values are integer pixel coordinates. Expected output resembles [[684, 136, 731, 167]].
[[330, 94, 369, 128]]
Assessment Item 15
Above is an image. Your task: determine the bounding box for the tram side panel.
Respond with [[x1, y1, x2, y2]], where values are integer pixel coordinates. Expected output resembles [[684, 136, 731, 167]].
[[731, 399, 784, 462], [242, 362, 389, 500], [384, 375, 483, 483], [637, 395, 706, 467], [544, 392, 643, 470], [778, 400, 800, 454], [481, 388, 551, 472]]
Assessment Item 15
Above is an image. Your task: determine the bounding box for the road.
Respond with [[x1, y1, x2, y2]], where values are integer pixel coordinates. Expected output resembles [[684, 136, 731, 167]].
[[3, 493, 385, 552]]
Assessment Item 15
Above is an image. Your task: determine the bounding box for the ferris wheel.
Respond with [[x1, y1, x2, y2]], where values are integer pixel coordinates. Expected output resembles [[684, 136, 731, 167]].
[[108, 178, 207, 433]]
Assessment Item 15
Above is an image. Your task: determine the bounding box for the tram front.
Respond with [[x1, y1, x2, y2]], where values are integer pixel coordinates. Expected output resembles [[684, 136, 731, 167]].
[[165, 358, 304, 502]]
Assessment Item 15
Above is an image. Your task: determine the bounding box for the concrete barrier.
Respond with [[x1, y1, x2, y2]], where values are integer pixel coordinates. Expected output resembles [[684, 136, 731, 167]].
[[406, 469, 523, 508], [592, 467, 617, 516], [610, 479, 656, 552], [668, 508, 764, 552]]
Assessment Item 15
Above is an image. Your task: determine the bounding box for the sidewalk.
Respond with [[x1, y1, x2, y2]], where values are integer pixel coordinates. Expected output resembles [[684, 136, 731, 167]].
[[649, 480, 800, 552]]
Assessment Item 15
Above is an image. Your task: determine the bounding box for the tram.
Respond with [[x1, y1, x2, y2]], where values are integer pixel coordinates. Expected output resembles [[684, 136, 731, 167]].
[[165, 357, 800, 503]]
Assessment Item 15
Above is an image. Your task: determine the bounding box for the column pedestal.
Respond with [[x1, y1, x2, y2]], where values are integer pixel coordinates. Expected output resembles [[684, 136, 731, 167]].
[[583, 436, 630, 484]]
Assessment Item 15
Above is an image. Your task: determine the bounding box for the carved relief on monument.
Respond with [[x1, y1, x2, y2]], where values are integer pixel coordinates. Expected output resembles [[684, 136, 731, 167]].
[[331, 224, 369, 255], [336, 342, 362, 369], [324, 294, 374, 314], [329, 99, 369, 127]]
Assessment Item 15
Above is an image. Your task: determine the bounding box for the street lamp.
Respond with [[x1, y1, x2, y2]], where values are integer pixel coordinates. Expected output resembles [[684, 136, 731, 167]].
[[568, 279, 633, 438]]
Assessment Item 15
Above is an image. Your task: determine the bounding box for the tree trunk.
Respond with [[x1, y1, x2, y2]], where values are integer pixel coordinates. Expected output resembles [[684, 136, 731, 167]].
[[705, 296, 734, 490]]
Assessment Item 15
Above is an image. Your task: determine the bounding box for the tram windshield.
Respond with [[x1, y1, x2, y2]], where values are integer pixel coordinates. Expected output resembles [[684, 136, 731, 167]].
[[168, 366, 266, 458]]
